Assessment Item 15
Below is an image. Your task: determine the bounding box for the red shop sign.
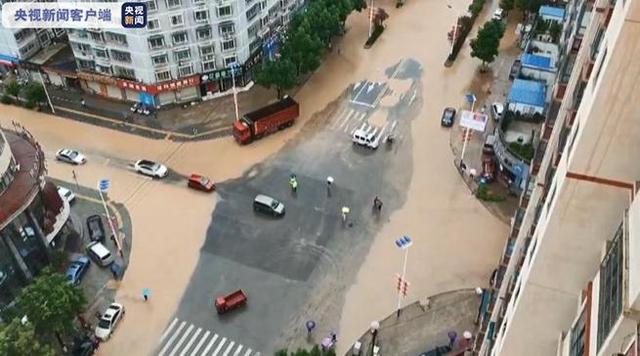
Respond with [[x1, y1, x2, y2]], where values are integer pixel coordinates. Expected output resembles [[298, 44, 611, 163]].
[[117, 75, 200, 95]]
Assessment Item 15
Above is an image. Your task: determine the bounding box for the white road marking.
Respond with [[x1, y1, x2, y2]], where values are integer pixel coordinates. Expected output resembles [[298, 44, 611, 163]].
[[158, 321, 186, 356], [338, 109, 357, 129], [159, 318, 178, 343], [329, 107, 350, 129], [243, 349, 253, 356], [211, 337, 227, 356], [233, 345, 243, 356], [189, 330, 211, 356], [179, 327, 202, 356], [169, 324, 194, 356], [202, 334, 227, 356], [222, 341, 235, 356]]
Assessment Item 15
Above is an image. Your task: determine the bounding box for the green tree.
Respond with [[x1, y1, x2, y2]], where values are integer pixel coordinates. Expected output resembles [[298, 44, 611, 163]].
[[23, 82, 46, 106], [515, 0, 544, 15], [351, 0, 367, 12], [281, 24, 324, 76], [4, 80, 21, 97], [255, 58, 297, 99], [500, 0, 514, 12], [17, 270, 86, 337], [0, 319, 56, 356], [549, 21, 562, 43], [470, 20, 503, 69]]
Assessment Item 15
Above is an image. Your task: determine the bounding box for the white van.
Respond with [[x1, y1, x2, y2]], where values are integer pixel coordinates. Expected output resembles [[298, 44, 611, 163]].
[[352, 127, 380, 149], [86, 241, 114, 267]]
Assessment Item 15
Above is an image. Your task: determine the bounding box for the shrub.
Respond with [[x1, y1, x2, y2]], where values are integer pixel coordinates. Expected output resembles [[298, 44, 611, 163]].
[[468, 0, 486, 18], [0, 95, 12, 104], [23, 83, 46, 105], [4, 80, 21, 97], [508, 142, 535, 161], [476, 185, 506, 202]]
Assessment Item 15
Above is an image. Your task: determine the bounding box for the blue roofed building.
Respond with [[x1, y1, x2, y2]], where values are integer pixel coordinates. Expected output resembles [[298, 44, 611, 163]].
[[538, 5, 565, 22], [507, 79, 547, 115], [520, 52, 557, 84]]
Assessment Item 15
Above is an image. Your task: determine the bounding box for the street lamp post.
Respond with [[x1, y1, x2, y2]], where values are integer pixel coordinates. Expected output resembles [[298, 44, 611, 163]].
[[228, 62, 241, 122], [98, 179, 122, 256], [460, 93, 476, 169], [394, 235, 412, 318], [368, 0, 375, 38], [37, 72, 55, 114]]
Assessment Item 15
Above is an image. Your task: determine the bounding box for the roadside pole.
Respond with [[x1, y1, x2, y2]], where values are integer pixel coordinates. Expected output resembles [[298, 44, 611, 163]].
[[98, 179, 123, 256], [460, 94, 477, 167], [229, 62, 240, 122], [37, 72, 55, 114], [394, 236, 412, 318], [368, 0, 374, 38]]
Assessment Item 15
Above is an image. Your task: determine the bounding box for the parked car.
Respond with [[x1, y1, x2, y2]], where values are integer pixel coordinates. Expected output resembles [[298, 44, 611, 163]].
[[86, 215, 105, 242], [86, 241, 114, 267], [440, 107, 457, 127], [133, 160, 168, 178], [57, 186, 76, 204], [56, 149, 86, 165], [95, 303, 125, 341], [188, 174, 215, 192], [253, 194, 285, 217], [492, 8, 504, 21], [509, 59, 522, 80], [66, 256, 90, 286], [491, 102, 504, 121]]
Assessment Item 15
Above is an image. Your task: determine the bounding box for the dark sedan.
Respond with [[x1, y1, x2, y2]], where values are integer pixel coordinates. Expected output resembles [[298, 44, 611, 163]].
[[86, 215, 105, 242], [441, 107, 457, 127]]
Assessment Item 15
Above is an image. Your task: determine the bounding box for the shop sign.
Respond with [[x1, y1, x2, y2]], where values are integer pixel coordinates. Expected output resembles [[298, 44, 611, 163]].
[[117, 75, 200, 94], [77, 71, 117, 85], [200, 67, 244, 84]]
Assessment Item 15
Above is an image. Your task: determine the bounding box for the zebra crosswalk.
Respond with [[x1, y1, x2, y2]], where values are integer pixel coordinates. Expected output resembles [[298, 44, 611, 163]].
[[157, 318, 260, 356], [328, 106, 368, 133]]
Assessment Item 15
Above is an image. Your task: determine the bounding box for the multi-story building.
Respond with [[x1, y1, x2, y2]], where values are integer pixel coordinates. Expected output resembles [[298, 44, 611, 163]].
[[474, 0, 640, 353], [0, 0, 65, 72], [67, 0, 303, 107], [556, 192, 639, 356], [0, 124, 71, 308]]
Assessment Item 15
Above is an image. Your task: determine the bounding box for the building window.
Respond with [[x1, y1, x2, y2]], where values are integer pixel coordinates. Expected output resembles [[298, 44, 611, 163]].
[[590, 28, 604, 61], [194, 10, 208, 22], [76, 59, 95, 70], [218, 5, 232, 17], [146, 0, 157, 11], [594, 48, 607, 87], [114, 66, 136, 80], [247, 21, 260, 38], [219, 22, 235, 36], [222, 39, 235, 51], [249, 38, 261, 53], [14, 29, 32, 43], [166, 0, 181, 8], [203, 60, 216, 71], [174, 48, 191, 61], [196, 26, 212, 40], [110, 49, 132, 63], [200, 45, 215, 56], [105, 32, 128, 45], [178, 65, 193, 77], [569, 306, 586, 356], [172, 31, 188, 45], [152, 54, 169, 65], [156, 70, 171, 81], [170, 14, 184, 27], [597, 225, 624, 350], [147, 19, 160, 30], [90, 32, 104, 42], [148, 35, 165, 49], [545, 184, 556, 216], [94, 48, 108, 58], [224, 56, 237, 66], [246, 3, 260, 21], [96, 65, 112, 74]]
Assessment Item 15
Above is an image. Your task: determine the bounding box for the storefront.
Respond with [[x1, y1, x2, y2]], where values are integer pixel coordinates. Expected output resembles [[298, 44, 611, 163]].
[[77, 71, 122, 100], [199, 49, 263, 97], [0, 54, 19, 74], [116, 75, 201, 107]]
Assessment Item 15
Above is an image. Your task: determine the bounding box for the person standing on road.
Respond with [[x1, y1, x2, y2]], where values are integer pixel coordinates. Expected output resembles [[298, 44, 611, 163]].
[[142, 288, 150, 302], [81, 98, 86, 107]]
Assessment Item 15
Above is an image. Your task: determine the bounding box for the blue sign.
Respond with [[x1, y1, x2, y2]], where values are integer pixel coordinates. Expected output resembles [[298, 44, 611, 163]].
[[465, 93, 476, 104], [394, 235, 412, 249], [121, 2, 146, 28], [262, 36, 279, 60], [139, 92, 155, 106], [98, 179, 110, 192]]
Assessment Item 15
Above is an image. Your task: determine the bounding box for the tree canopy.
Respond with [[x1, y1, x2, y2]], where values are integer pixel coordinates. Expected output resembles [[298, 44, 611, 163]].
[[17, 270, 86, 336], [0, 319, 56, 356], [275, 345, 336, 356], [470, 20, 506, 68]]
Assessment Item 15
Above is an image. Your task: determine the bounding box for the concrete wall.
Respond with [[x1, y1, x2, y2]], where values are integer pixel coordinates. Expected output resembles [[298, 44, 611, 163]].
[[630, 195, 640, 310]]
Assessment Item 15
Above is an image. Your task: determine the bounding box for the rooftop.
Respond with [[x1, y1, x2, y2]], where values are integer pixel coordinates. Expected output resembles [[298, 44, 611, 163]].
[[0, 130, 46, 229], [538, 5, 565, 20], [508, 79, 547, 108], [521, 54, 553, 70]]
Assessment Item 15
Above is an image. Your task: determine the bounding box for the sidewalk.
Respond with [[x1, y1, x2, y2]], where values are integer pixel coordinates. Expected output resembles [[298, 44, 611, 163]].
[[346, 289, 482, 356], [44, 84, 277, 141]]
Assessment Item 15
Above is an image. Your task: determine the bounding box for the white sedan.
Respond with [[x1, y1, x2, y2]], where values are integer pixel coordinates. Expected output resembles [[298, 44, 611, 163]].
[[133, 159, 168, 178], [56, 149, 86, 165], [95, 303, 125, 341], [57, 186, 75, 203]]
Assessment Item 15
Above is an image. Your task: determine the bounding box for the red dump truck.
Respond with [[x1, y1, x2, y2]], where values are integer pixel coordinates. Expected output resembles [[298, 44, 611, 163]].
[[214, 289, 248, 314], [233, 96, 299, 144]]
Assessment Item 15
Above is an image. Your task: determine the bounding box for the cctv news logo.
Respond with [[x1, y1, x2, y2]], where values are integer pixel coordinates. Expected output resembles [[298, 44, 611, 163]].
[[1, 2, 147, 29]]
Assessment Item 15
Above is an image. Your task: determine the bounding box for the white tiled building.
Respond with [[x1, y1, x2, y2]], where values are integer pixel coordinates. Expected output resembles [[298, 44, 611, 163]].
[[67, 0, 302, 106]]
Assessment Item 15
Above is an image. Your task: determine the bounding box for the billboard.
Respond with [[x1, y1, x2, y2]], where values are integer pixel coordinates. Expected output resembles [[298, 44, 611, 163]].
[[459, 110, 489, 132]]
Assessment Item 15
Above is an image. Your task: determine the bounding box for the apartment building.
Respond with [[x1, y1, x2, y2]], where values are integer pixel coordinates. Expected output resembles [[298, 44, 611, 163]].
[[474, 0, 640, 353], [556, 192, 639, 356], [0, 2, 65, 73], [67, 0, 302, 107]]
